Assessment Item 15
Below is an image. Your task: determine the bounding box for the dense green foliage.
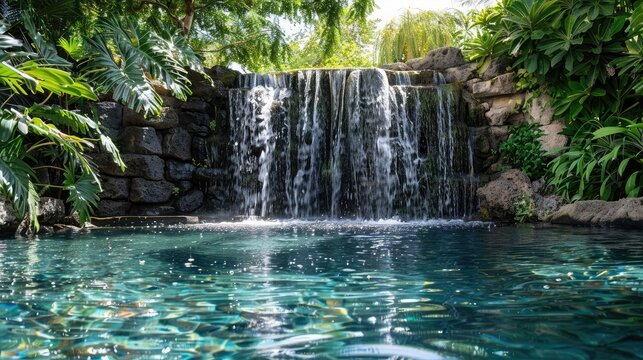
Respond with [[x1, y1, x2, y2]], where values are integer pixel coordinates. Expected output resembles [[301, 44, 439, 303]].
[[548, 117, 642, 201], [0, 20, 123, 233], [375, 10, 459, 64], [463, 0, 642, 201], [499, 122, 546, 179], [280, 11, 375, 70]]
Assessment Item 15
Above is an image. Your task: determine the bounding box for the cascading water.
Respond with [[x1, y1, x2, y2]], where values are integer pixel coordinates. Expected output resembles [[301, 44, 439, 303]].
[[228, 69, 477, 219]]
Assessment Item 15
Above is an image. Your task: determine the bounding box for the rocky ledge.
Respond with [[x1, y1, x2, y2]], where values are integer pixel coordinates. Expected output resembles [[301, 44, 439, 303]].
[[551, 197, 643, 229]]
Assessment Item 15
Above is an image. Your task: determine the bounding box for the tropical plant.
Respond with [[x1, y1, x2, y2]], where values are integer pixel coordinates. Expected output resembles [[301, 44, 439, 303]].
[[465, 0, 642, 201], [548, 117, 643, 201], [16, 0, 376, 72], [499, 122, 546, 179], [513, 192, 536, 222], [375, 10, 459, 64], [0, 20, 123, 234], [81, 15, 203, 117]]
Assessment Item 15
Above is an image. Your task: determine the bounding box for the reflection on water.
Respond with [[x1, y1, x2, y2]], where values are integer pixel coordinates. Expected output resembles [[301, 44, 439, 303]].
[[0, 221, 641, 359]]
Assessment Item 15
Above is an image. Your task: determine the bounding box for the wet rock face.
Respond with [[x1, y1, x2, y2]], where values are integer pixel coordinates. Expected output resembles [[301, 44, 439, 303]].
[[551, 197, 643, 228], [37, 197, 65, 224]]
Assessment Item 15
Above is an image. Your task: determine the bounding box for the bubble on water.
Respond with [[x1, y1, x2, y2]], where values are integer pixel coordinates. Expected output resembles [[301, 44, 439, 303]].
[[162, 347, 171, 354], [139, 260, 145, 265], [367, 316, 377, 324]]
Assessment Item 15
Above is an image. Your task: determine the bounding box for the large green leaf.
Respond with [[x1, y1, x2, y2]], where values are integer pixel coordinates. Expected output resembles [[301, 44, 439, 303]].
[[85, 34, 162, 116], [63, 166, 100, 225]]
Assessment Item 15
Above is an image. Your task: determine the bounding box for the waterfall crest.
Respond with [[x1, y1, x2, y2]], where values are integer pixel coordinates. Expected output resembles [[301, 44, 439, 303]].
[[228, 69, 477, 219]]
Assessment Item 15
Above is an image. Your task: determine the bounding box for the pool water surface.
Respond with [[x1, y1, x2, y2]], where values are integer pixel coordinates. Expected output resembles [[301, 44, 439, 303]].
[[0, 220, 641, 359]]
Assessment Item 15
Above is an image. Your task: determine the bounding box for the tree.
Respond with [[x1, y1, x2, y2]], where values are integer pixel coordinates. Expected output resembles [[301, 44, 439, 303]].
[[278, 10, 376, 70], [14, 0, 376, 72], [375, 9, 460, 65]]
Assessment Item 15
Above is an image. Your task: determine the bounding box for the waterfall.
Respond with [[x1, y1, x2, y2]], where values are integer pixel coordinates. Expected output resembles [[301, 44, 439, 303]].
[[228, 69, 477, 219]]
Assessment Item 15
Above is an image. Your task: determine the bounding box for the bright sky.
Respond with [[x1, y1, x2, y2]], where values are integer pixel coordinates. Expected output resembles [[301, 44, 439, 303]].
[[371, 0, 469, 28]]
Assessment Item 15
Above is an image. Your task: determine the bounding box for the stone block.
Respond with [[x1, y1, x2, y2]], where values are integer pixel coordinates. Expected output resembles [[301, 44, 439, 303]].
[[484, 94, 524, 126], [380, 62, 412, 71], [472, 73, 516, 98], [166, 160, 195, 181], [181, 100, 210, 113], [37, 197, 65, 224], [95, 200, 131, 217], [93, 101, 123, 133], [163, 127, 192, 161], [407, 47, 465, 71], [175, 190, 204, 212], [100, 176, 130, 200], [119, 126, 162, 155], [94, 154, 165, 180], [480, 58, 511, 80], [123, 107, 179, 129], [130, 178, 174, 203], [442, 63, 477, 83]]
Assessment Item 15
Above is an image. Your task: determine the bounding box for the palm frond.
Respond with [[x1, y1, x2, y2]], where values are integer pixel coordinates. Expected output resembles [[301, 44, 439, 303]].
[[84, 33, 162, 116], [0, 137, 39, 229], [28, 104, 97, 135], [63, 165, 99, 225]]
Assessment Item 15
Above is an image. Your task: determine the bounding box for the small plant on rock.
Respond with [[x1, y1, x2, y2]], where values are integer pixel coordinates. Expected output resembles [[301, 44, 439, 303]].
[[499, 122, 546, 179], [514, 192, 535, 223]]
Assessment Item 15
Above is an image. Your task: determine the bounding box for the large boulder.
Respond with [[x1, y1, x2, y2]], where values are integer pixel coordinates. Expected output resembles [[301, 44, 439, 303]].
[[95, 200, 131, 217], [94, 154, 165, 180], [100, 176, 130, 200], [380, 62, 412, 71], [38, 197, 65, 224], [551, 197, 643, 229], [479, 58, 511, 80], [129, 178, 174, 203], [484, 94, 524, 126], [163, 127, 192, 161], [407, 47, 465, 71], [175, 190, 204, 212], [119, 126, 162, 155], [477, 169, 533, 221], [0, 198, 17, 229], [166, 160, 195, 181], [123, 107, 179, 129], [471, 73, 516, 98], [441, 63, 477, 83]]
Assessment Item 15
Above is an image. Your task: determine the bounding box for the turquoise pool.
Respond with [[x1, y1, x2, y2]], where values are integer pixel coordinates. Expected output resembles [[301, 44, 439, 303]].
[[0, 220, 641, 359]]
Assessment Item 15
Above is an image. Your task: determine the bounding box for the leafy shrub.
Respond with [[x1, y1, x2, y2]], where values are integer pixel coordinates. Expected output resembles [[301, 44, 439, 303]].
[[514, 192, 536, 223], [548, 117, 642, 201], [499, 122, 546, 179]]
